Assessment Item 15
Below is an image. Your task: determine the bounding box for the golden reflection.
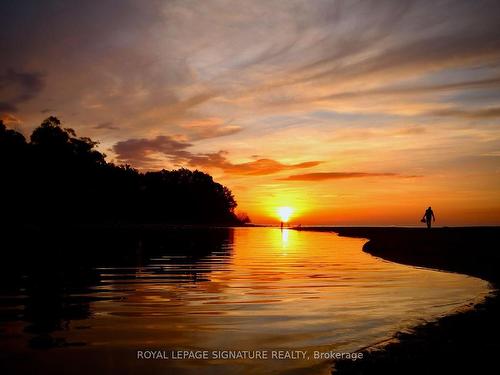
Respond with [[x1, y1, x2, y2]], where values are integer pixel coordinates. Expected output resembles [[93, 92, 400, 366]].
[[15, 228, 490, 375], [280, 228, 290, 250]]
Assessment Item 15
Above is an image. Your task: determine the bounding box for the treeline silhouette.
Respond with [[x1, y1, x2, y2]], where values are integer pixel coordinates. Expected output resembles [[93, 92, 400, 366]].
[[1, 117, 244, 225]]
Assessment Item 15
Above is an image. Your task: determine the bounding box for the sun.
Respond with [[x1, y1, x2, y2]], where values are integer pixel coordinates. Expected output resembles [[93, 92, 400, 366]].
[[277, 206, 293, 223]]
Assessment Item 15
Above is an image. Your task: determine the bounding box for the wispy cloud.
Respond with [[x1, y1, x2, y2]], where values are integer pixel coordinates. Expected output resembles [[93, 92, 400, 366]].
[[1, 113, 22, 125], [426, 107, 500, 119], [0, 69, 44, 113], [279, 172, 421, 181], [94, 121, 119, 130], [181, 118, 242, 140], [198, 156, 321, 176]]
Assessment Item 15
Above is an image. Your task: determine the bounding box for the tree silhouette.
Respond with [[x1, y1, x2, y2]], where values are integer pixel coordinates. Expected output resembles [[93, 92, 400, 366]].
[[0, 117, 243, 225]]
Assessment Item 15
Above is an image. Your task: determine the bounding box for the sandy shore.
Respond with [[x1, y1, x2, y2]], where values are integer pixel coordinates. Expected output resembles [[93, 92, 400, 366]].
[[295, 227, 500, 374]]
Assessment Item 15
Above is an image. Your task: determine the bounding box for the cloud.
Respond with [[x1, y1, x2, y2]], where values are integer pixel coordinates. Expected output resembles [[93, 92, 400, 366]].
[[94, 121, 119, 130], [309, 76, 500, 104], [113, 135, 320, 175], [300, 31, 500, 89], [190, 154, 321, 175], [113, 135, 192, 165], [2, 1, 500, 131], [278, 172, 419, 181], [1, 113, 22, 125], [0, 102, 17, 112], [0, 69, 45, 113], [181, 118, 242, 140], [426, 107, 500, 119], [394, 126, 426, 135], [480, 151, 500, 157]]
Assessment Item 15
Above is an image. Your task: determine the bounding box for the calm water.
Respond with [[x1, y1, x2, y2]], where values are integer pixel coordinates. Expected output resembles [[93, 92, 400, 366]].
[[0, 227, 491, 374]]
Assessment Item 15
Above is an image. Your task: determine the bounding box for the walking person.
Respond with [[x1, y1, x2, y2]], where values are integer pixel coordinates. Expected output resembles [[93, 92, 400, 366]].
[[422, 206, 436, 229]]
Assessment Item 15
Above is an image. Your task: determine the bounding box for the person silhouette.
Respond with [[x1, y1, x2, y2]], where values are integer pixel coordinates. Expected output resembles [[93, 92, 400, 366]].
[[422, 206, 435, 229]]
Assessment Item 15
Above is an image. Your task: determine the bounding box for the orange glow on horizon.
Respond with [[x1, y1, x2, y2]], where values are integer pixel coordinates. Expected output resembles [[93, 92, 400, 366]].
[[229, 171, 500, 226]]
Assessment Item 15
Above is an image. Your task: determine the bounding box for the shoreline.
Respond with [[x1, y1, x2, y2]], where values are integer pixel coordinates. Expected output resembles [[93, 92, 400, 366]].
[[294, 226, 500, 374]]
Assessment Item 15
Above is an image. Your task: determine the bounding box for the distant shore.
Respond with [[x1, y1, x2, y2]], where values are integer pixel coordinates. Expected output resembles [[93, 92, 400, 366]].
[[295, 226, 500, 374]]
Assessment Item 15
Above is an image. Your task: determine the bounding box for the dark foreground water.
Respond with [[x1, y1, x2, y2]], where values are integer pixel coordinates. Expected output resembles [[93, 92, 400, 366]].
[[0, 227, 491, 374]]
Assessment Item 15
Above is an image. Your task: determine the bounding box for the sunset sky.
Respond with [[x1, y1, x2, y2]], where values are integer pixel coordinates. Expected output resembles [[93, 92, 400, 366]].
[[1, 0, 500, 225]]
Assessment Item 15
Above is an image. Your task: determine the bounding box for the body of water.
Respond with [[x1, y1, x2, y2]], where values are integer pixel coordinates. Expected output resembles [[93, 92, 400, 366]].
[[0, 227, 491, 374]]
